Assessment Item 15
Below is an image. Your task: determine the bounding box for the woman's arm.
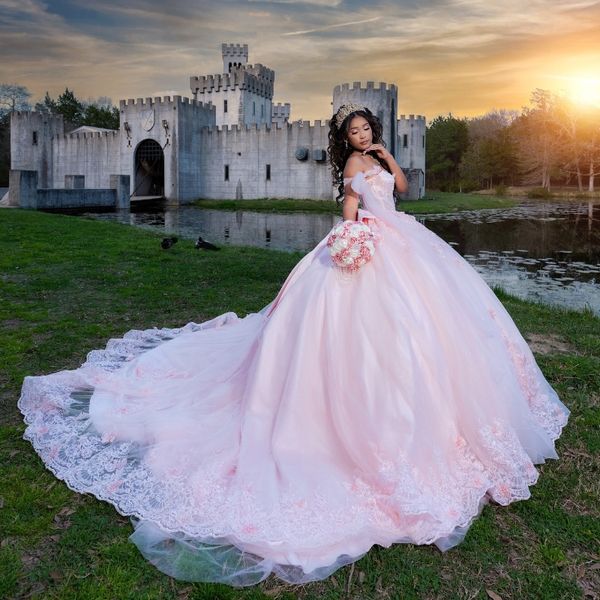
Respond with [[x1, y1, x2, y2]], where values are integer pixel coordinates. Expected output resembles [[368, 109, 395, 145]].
[[342, 185, 359, 221], [342, 155, 362, 221]]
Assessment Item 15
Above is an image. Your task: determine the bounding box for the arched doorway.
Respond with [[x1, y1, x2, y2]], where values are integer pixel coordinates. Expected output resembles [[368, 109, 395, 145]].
[[134, 139, 164, 198]]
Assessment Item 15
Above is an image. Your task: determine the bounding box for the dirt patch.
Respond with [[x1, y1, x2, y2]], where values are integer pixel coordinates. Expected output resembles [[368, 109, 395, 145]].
[[525, 333, 576, 355]]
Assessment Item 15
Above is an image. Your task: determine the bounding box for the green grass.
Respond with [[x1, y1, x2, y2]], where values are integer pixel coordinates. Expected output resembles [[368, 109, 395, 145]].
[[1, 209, 598, 599], [193, 191, 518, 216], [401, 191, 518, 215]]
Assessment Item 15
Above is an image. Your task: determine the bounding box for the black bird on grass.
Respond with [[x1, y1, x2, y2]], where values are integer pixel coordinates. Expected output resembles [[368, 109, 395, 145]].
[[160, 236, 178, 249], [195, 236, 220, 251]]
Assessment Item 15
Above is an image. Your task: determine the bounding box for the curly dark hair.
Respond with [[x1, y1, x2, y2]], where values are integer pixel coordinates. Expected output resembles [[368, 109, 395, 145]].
[[327, 106, 391, 203]]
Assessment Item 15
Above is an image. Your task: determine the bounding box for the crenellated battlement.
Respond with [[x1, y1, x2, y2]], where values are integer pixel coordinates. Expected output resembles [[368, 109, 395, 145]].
[[242, 63, 274, 83], [398, 114, 426, 122], [119, 96, 215, 110], [222, 43, 248, 59], [333, 81, 398, 94], [191, 65, 274, 98], [12, 110, 62, 120], [202, 118, 330, 135], [61, 130, 120, 140]]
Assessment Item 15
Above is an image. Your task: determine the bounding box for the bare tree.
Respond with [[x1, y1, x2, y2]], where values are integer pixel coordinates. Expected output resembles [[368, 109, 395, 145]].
[[578, 107, 600, 192], [0, 83, 32, 118], [514, 89, 564, 190]]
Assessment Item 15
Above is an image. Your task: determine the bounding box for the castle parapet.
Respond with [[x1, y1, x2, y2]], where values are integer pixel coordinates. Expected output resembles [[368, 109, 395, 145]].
[[398, 114, 427, 122], [333, 81, 398, 94], [191, 65, 275, 98], [119, 96, 214, 110]]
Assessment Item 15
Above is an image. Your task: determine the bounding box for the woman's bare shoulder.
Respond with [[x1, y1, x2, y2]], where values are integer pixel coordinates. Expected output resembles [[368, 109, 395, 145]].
[[343, 154, 368, 179]]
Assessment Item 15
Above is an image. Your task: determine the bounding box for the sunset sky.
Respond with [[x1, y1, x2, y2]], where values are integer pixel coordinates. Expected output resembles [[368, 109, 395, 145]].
[[2, 0, 600, 123]]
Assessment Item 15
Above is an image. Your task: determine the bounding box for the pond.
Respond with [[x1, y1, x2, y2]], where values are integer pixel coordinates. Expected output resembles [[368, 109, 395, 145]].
[[72, 200, 600, 316]]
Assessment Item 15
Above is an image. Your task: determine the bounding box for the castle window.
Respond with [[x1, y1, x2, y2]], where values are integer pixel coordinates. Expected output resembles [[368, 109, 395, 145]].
[[266, 164, 271, 181], [261, 104, 264, 117], [224, 99, 228, 113], [253, 101, 256, 116], [32, 131, 38, 145], [422, 135, 425, 148], [224, 165, 229, 181], [403, 134, 408, 148]]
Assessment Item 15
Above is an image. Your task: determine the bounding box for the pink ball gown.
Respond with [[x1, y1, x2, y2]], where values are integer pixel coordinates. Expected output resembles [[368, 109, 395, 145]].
[[19, 164, 569, 586]]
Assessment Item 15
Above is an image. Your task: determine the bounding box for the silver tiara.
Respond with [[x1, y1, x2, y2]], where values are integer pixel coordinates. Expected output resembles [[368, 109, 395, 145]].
[[334, 103, 367, 128]]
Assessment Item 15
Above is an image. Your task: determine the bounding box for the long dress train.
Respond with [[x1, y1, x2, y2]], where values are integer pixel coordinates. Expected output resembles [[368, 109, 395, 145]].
[[19, 165, 569, 586]]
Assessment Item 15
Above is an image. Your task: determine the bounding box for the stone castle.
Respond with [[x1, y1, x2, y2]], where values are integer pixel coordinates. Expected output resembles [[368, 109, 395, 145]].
[[9, 43, 426, 209]]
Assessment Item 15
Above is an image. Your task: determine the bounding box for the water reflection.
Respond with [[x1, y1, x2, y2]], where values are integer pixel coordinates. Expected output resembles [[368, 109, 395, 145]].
[[91, 205, 340, 253], [420, 201, 599, 315], [77, 200, 599, 316]]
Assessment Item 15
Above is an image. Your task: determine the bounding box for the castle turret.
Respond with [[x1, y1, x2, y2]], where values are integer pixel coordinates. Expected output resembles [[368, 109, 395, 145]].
[[272, 102, 290, 126], [10, 111, 64, 188], [222, 43, 248, 73], [397, 114, 426, 199], [191, 44, 274, 128], [332, 81, 398, 158]]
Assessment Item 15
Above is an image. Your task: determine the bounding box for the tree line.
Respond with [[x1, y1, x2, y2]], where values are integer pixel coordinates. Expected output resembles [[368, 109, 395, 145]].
[[2, 83, 599, 193], [427, 88, 600, 193]]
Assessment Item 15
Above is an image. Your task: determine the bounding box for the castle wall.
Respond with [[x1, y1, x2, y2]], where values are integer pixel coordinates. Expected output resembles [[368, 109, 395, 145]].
[[198, 120, 331, 200], [196, 87, 241, 127], [177, 98, 217, 202], [333, 82, 398, 158], [10, 112, 64, 187], [52, 131, 121, 189], [241, 89, 272, 126]]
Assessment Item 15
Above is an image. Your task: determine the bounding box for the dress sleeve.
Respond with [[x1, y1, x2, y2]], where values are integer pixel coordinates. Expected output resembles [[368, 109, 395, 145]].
[[349, 171, 366, 196]]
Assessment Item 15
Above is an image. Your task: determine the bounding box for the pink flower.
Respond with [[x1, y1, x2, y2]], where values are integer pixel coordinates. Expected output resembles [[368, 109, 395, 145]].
[[496, 484, 510, 499], [106, 479, 123, 493], [455, 436, 466, 449], [241, 524, 257, 534]]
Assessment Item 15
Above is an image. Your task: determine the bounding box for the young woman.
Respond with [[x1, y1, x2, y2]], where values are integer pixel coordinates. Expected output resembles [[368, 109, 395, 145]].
[[19, 104, 569, 587]]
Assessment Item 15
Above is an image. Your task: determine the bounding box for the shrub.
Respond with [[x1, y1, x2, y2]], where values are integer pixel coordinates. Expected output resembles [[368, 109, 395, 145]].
[[527, 187, 554, 199]]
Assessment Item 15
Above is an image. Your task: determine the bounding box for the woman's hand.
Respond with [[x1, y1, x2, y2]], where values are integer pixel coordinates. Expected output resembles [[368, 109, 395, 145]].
[[362, 143, 392, 162], [363, 144, 409, 194]]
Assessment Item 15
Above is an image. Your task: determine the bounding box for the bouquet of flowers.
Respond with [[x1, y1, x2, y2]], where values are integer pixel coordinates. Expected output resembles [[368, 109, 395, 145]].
[[327, 220, 378, 272]]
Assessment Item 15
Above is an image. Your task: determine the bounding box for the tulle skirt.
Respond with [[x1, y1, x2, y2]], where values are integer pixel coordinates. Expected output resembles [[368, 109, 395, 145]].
[[19, 209, 569, 586]]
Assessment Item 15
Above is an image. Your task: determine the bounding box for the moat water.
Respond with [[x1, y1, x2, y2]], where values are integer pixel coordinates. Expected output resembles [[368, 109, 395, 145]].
[[68, 200, 600, 316]]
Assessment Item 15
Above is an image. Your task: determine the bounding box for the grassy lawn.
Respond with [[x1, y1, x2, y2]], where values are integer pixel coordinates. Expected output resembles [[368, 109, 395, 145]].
[[193, 191, 518, 216], [0, 209, 598, 600]]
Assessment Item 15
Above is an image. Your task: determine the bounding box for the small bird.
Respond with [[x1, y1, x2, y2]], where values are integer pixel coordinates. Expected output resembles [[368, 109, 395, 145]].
[[195, 236, 220, 251], [161, 236, 178, 250]]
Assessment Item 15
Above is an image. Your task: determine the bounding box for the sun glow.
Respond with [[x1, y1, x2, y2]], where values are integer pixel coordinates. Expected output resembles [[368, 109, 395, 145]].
[[567, 76, 600, 108]]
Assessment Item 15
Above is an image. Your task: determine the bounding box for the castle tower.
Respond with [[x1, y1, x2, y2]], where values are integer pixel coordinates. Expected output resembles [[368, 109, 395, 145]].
[[332, 82, 398, 158], [397, 114, 426, 198], [222, 43, 248, 73], [191, 44, 274, 128], [10, 111, 64, 188], [272, 102, 290, 126], [119, 96, 216, 203]]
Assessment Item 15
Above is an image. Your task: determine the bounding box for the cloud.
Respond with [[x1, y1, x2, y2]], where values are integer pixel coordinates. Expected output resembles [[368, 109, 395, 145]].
[[1, 0, 600, 121], [282, 16, 381, 36]]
